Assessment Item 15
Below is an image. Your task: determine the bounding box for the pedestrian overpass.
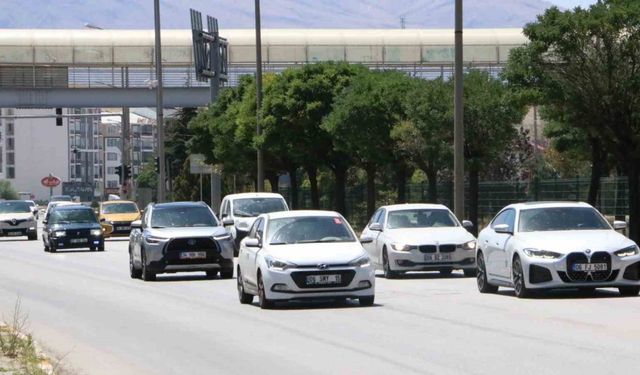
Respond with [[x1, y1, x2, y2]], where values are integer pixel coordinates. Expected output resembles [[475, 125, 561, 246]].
[[0, 28, 526, 108]]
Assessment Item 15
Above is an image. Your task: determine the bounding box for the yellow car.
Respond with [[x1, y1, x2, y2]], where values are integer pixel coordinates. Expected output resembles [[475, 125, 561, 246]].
[[98, 200, 141, 237]]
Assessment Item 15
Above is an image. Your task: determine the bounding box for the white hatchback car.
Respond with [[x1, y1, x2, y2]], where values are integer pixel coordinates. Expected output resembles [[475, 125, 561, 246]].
[[236, 210, 375, 309], [477, 202, 640, 298], [360, 204, 477, 278]]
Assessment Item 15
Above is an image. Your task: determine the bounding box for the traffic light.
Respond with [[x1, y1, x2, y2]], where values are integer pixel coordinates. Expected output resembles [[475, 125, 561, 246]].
[[124, 165, 132, 180], [55, 108, 63, 126], [155, 157, 160, 173], [115, 165, 123, 184]]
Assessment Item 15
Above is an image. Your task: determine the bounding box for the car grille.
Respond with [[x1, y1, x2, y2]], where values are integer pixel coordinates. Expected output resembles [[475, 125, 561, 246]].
[[418, 245, 436, 253], [623, 261, 640, 281], [66, 229, 92, 237], [439, 244, 456, 253], [2, 219, 28, 226], [565, 251, 612, 282], [417, 244, 456, 253], [290, 270, 356, 289], [529, 264, 552, 284], [166, 237, 218, 252]]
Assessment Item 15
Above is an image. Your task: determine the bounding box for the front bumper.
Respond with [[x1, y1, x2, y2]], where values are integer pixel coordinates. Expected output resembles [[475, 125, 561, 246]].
[[51, 235, 103, 249], [521, 252, 640, 289], [105, 221, 134, 237], [144, 236, 234, 274], [388, 247, 476, 271], [263, 265, 375, 301], [0, 226, 36, 237]]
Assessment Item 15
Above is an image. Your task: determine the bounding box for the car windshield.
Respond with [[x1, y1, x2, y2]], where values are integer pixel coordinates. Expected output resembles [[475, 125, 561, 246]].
[[0, 201, 32, 214], [387, 209, 458, 229], [268, 216, 355, 245], [50, 209, 98, 224], [519, 207, 611, 232], [102, 203, 138, 214], [150, 206, 218, 228], [233, 198, 286, 217], [51, 195, 73, 202]]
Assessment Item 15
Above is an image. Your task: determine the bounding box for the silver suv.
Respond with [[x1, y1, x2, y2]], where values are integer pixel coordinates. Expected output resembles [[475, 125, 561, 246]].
[[128, 202, 234, 281]]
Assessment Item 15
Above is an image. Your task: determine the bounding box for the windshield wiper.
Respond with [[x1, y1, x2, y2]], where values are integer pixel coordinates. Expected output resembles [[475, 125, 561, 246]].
[[234, 210, 253, 217]]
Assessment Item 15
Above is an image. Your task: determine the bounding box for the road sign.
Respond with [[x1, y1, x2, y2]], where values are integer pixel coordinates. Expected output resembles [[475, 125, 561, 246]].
[[62, 182, 94, 202], [41, 175, 61, 188], [190, 154, 214, 174]]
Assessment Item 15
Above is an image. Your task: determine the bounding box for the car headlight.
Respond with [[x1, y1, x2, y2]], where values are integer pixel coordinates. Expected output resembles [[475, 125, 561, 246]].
[[145, 235, 169, 244], [460, 240, 476, 251], [90, 229, 103, 237], [391, 243, 413, 251], [615, 245, 639, 258], [213, 233, 232, 241], [54, 230, 66, 237], [349, 255, 371, 268], [522, 248, 563, 259], [265, 256, 295, 271]]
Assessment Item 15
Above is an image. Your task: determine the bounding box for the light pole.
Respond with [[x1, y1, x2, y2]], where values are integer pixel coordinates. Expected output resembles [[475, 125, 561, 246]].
[[154, 0, 166, 202], [255, 0, 264, 192], [453, 0, 465, 219]]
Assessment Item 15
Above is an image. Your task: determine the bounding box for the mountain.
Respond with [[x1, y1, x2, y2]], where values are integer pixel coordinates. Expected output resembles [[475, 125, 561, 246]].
[[0, 0, 557, 29]]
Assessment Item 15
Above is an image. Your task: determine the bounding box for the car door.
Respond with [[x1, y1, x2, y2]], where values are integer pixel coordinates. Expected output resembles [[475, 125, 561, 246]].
[[486, 209, 516, 280], [361, 209, 383, 260], [242, 218, 264, 288], [131, 206, 149, 263]]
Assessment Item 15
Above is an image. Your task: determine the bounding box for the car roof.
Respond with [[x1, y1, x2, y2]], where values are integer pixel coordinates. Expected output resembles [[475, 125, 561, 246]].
[[47, 201, 76, 207], [54, 204, 91, 211], [380, 203, 450, 211], [152, 201, 209, 209], [224, 192, 285, 200], [102, 200, 137, 205], [265, 210, 341, 220], [506, 201, 593, 210]]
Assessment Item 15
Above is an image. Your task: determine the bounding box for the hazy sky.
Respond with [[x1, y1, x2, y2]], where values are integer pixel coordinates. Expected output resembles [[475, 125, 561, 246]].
[[549, 0, 598, 8]]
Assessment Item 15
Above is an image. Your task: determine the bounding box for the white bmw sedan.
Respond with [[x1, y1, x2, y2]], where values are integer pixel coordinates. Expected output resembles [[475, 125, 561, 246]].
[[236, 210, 375, 309], [360, 204, 477, 278], [477, 202, 640, 298]]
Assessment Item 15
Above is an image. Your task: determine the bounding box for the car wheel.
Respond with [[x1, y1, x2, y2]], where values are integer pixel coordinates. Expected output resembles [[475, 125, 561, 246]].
[[463, 268, 477, 277], [383, 249, 399, 279], [206, 270, 219, 279], [90, 246, 96, 252], [129, 251, 142, 279], [359, 295, 375, 307], [28, 233, 37, 241], [439, 268, 453, 276], [512, 256, 532, 298], [477, 252, 498, 294], [98, 244, 105, 252], [141, 250, 156, 282], [258, 274, 274, 309], [49, 242, 57, 253], [237, 268, 254, 305], [618, 286, 640, 296], [220, 268, 234, 279]]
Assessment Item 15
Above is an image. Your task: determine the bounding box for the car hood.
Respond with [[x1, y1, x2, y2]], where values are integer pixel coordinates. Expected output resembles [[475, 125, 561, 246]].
[[385, 227, 475, 245], [265, 242, 366, 266], [148, 226, 228, 238], [0, 213, 34, 221], [234, 217, 257, 232], [51, 222, 101, 230], [102, 213, 140, 222], [516, 230, 635, 253]]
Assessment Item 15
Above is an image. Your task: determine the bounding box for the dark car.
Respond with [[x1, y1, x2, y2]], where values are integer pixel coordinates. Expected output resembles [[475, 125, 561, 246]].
[[42, 205, 104, 252]]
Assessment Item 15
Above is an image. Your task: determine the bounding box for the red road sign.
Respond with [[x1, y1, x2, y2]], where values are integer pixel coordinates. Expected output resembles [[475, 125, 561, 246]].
[[41, 175, 61, 188]]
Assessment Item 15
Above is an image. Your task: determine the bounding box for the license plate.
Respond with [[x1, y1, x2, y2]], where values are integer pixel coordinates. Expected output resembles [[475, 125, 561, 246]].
[[425, 254, 451, 262], [306, 274, 341, 285], [7, 231, 22, 236], [116, 226, 131, 231], [70, 238, 88, 244], [180, 251, 207, 260], [572, 263, 607, 272]]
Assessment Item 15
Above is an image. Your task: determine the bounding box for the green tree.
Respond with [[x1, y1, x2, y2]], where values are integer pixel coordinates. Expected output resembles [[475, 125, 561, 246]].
[[165, 107, 198, 194], [136, 162, 157, 190], [0, 180, 18, 200]]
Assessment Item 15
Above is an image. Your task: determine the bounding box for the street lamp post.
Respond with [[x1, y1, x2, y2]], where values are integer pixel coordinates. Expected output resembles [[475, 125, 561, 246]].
[[454, 0, 465, 219], [154, 0, 166, 202], [255, 0, 264, 192]]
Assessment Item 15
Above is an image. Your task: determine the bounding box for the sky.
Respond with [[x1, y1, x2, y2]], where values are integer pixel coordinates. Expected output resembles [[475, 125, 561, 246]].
[[550, 0, 598, 8]]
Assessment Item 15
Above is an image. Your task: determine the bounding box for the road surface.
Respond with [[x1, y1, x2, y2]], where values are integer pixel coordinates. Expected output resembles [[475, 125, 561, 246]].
[[0, 235, 638, 374]]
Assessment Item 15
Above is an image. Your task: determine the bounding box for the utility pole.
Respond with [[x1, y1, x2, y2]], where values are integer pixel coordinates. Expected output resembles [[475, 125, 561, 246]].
[[453, 0, 465, 219], [121, 107, 131, 200], [255, 0, 265, 192], [154, 0, 166, 202]]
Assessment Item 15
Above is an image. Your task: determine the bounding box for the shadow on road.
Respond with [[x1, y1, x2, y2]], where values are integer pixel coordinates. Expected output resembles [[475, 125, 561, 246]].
[[49, 249, 99, 254], [252, 299, 383, 311], [376, 272, 470, 280], [105, 238, 130, 242], [498, 288, 630, 300], [0, 238, 31, 242], [151, 273, 231, 283]]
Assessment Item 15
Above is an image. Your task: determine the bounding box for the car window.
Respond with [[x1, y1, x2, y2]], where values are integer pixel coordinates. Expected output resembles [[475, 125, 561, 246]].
[[387, 209, 458, 229], [0, 201, 32, 214], [368, 209, 382, 226], [150, 206, 217, 228], [491, 209, 515, 232], [102, 203, 138, 214], [50, 209, 98, 225], [257, 218, 266, 241], [268, 216, 356, 245], [375, 209, 386, 225], [519, 207, 610, 232], [232, 198, 287, 217], [248, 218, 262, 239]]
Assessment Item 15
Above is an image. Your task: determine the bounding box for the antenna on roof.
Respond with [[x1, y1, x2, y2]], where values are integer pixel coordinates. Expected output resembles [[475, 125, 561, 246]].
[[400, 16, 406, 29]]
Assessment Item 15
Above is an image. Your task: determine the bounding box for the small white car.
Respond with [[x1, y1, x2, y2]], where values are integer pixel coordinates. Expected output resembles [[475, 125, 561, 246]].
[[477, 202, 640, 298], [236, 210, 375, 309], [0, 200, 38, 240], [360, 204, 477, 278], [219, 192, 289, 255]]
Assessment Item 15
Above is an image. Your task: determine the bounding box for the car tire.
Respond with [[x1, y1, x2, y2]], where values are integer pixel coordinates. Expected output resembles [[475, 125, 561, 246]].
[[258, 273, 274, 309], [237, 268, 254, 305], [477, 252, 498, 294], [383, 248, 400, 279], [439, 268, 453, 276], [28, 233, 37, 241], [220, 268, 234, 279], [98, 244, 105, 252], [43, 244, 49, 252], [512, 256, 532, 299], [206, 270, 219, 279], [141, 250, 156, 282], [359, 295, 375, 307], [618, 286, 640, 296], [463, 269, 477, 277], [129, 251, 142, 279], [49, 242, 57, 253]]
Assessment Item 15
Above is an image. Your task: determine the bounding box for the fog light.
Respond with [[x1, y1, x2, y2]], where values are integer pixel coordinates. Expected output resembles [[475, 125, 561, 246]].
[[272, 283, 291, 292], [396, 259, 413, 267], [358, 280, 372, 288]]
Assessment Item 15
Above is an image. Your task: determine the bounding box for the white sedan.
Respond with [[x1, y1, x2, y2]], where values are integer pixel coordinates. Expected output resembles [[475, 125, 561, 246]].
[[236, 210, 375, 309], [360, 204, 477, 278], [477, 202, 640, 298]]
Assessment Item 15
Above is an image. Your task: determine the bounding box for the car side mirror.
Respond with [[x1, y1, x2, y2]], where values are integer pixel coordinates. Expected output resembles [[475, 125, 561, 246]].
[[100, 218, 106, 222], [222, 218, 234, 226], [360, 236, 374, 244], [369, 223, 382, 232], [131, 220, 142, 230], [493, 224, 513, 235], [613, 221, 627, 231], [462, 220, 474, 229], [245, 238, 260, 248]]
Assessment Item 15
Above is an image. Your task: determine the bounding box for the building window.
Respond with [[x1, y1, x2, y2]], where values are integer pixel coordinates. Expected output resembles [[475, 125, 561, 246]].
[[6, 138, 14, 151], [107, 180, 119, 188], [107, 152, 118, 161], [6, 153, 14, 165], [7, 167, 15, 179], [107, 138, 120, 147], [6, 123, 14, 136], [107, 167, 116, 174]]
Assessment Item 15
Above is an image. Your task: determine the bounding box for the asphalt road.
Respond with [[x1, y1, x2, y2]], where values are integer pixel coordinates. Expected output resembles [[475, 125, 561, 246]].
[[1, 233, 639, 375]]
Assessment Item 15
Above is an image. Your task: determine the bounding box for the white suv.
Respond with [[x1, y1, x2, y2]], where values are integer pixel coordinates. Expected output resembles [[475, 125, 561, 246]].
[[219, 192, 289, 255]]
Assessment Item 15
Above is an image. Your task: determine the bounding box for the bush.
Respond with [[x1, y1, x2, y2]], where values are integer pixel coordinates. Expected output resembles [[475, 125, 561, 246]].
[[0, 180, 18, 200]]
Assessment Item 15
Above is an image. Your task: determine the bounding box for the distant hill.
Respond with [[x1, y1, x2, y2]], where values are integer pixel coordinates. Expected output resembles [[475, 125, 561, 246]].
[[0, 0, 557, 29]]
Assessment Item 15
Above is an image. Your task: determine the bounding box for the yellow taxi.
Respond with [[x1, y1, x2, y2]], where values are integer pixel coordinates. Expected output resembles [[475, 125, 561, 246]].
[[98, 200, 141, 237]]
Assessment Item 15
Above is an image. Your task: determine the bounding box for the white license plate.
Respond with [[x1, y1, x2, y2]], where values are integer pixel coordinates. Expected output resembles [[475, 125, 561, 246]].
[[70, 238, 88, 244], [572, 263, 608, 272], [116, 226, 131, 231], [180, 251, 207, 260], [425, 254, 451, 262], [306, 274, 342, 285], [7, 231, 22, 236]]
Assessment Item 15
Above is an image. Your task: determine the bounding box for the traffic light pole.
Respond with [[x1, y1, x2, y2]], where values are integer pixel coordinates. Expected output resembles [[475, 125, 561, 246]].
[[154, 0, 166, 203], [453, 0, 465, 219]]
